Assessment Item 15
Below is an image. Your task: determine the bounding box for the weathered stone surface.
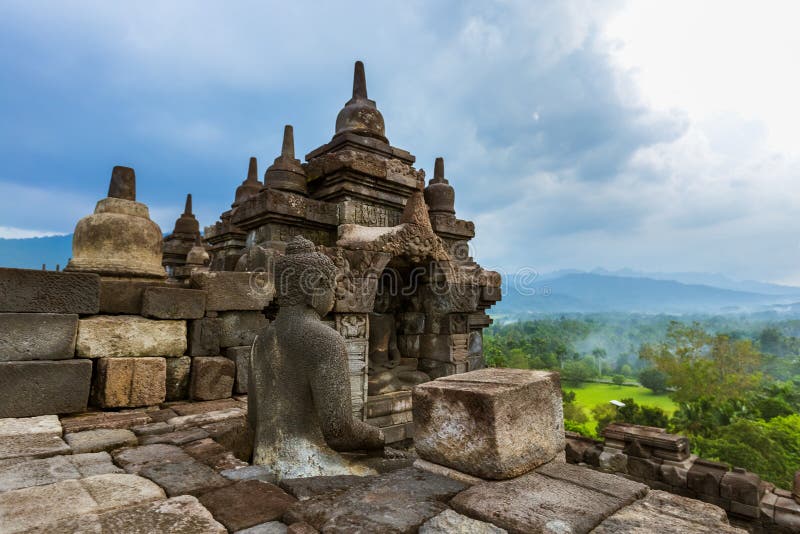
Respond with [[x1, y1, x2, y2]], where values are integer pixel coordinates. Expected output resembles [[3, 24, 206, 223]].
[[201, 418, 253, 463], [190, 356, 235, 401], [279, 474, 368, 500], [35, 495, 228, 534], [236, 522, 289, 534], [419, 509, 507, 533], [132, 421, 174, 436], [0, 313, 78, 361], [286, 523, 318, 534], [599, 449, 628, 473], [592, 490, 745, 533], [222, 465, 278, 485], [365, 391, 413, 418], [76, 315, 186, 358], [219, 311, 268, 347], [0, 432, 70, 461], [65, 428, 138, 453], [0, 451, 121, 492], [0, 473, 165, 533], [61, 410, 151, 433], [0, 268, 99, 314], [198, 480, 297, 531], [413, 458, 485, 486], [535, 461, 648, 501], [112, 443, 193, 474], [166, 355, 192, 401], [98, 279, 153, 314], [168, 407, 245, 429], [0, 414, 62, 436], [0, 360, 91, 417], [139, 459, 231, 496], [191, 271, 274, 311], [183, 437, 248, 470], [414, 368, 564, 479], [687, 458, 728, 497], [284, 467, 466, 533], [170, 398, 243, 416], [142, 286, 206, 319], [146, 407, 178, 423], [139, 427, 208, 446], [226, 345, 251, 394], [720, 467, 762, 506], [92, 357, 166, 408], [188, 317, 221, 356], [450, 468, 645, 534]]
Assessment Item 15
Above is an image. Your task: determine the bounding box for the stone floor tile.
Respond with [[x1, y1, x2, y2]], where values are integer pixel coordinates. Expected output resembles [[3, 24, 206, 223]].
[[198, 480, 297, 532], [64, 428, 138, 454], [234, 521, 289, 534], [0, 451, 121, 492], [221, 465, 278, 485], [0, 433, 71, 461], [182, 438, 249, 471], [111, 443, 193, 474], [138, 427, 209, 446], [419, 509, 507, 533], [139, 459, 231, 496], [169, 398, 242, 416], [60, 411, 151, 433]]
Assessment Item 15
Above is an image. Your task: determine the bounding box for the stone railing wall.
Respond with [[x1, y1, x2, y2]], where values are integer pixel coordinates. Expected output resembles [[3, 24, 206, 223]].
[[0, 267, 272, 419], [565, 423, 800, 532]]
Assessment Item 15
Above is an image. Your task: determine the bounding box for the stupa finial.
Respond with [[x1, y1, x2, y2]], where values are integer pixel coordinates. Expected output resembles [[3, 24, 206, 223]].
[[282, 125, 295, 159], [108, 166, 136, 201], [432, 157, 448, 184], [353, 61, 367, 99], [247, 157, 258, 183], [183, 193, 193, 215]]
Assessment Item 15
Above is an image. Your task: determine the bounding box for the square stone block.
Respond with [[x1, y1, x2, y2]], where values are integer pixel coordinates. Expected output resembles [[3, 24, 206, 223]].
[[98, 280, 166, 314], [413, 368, 564, 479], [0, 268, 99, 314], [0, 313, 78, 361], [165, 356, 191, 401], [188, 317, 221, 356], [225, 346, 251, 395], [218, 311, 267, 348], [190, 272, 274, 311], [0, 360, 92, 417], [420, 334, 468, 363], [141, 287, 206, 319], [76, 315, 186, 358], [92, 357, 166, 408], [190, 357, 235, 401]]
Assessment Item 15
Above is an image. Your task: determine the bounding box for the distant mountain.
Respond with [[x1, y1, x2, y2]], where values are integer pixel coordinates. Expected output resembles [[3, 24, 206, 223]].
[[497, 272, 800, 315], [0, 235, 73, 270]]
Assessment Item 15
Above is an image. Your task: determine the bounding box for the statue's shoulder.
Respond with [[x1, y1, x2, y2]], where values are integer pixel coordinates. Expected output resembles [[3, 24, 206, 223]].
[[300, 319, 345, 351]]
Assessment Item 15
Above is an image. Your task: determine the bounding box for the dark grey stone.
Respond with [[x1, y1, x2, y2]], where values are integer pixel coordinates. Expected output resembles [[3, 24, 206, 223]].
[[139, 459, 231, 496], [190, 356, 234, 401], [0, 360, 91, 417], [166, 356, 191, 401], [108, 165, 136, 200], [225, 346, 251, 394], [221, 465, 278, 485], [0, 313, 77, 361], [98, 280, 156, 314], [279, 474, 368, 500], [142, 287, 206, 319], [687, 458, 728, 497], [0, 268, 99, 314], [219, 311, 267, 348], [188, 317, 221, 356]]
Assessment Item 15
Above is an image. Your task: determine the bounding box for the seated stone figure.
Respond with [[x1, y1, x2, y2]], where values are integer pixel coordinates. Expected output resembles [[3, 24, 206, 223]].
[[249, 236, 384, 479], [368, 291, 431, 396]]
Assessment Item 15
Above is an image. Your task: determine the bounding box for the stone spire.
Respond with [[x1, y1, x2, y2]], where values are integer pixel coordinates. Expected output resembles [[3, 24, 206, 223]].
[[264, 125, 307, 195], [233, 157, 262, 206], [424, 157, 456, 215], [108, 166, 136, 201], [172, 193, 200, 235], [334, 61, 387, 143], [185, 234, 210, 267]]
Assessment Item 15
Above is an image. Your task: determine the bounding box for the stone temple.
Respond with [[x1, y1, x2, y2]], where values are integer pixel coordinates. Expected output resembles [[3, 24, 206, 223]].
[[0, 62, 794, 532]]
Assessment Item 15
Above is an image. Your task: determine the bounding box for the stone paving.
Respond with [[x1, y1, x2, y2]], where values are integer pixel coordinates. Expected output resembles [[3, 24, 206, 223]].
[[0, 400, 746, 533]]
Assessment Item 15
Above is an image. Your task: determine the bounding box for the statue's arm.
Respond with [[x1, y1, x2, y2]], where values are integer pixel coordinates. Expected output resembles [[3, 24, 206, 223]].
[[308, 327, 384, 451]]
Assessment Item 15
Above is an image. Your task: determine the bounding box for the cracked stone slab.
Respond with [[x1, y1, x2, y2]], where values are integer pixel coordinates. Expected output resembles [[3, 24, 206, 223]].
[[198, 480, 297, 532], [0, 451, 121, 492], [112, 444, 193, 474], [450, 469, 646, 534], [64, 428, 138, 454], [26, 495, 227, 534], [419, 509, 507, 533], [139, 459, 231, 497], [0, 473, 164, 533], [591, 490, 746, 533], [60, 411, 151, 433]]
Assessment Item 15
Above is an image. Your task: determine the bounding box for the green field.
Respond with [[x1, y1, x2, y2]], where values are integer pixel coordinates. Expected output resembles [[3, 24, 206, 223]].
[[564, 382, 677, 424]]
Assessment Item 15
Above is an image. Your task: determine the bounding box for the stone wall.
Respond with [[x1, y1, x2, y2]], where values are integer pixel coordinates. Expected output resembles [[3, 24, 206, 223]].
[[564, 423, 800, 532], [0, 267, 272, 419]]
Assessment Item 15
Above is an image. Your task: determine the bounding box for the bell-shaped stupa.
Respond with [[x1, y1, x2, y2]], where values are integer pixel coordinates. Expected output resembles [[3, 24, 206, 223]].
[[424, 157, 456, 216], [264, 125, 307, 195], [334, 61, 387, 143], [233, 157, 262, 206], [66, 166, 166, 279]]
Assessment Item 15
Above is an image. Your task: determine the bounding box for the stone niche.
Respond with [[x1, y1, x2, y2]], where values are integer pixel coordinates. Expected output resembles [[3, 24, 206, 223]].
[[198, 61, 501, 442]]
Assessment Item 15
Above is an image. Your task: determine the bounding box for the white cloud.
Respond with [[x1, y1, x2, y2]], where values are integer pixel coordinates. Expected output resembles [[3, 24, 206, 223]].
[[0, 227, 68, 239]]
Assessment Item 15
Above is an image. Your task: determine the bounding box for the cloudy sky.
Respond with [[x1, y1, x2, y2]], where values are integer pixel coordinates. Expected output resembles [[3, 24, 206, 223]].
[[1, 1, 799, 283]]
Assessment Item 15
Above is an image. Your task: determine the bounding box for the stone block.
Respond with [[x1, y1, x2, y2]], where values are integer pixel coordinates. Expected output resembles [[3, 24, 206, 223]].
[[413, 458, 485, 486], [450, 467, 647, 534], [420, 333, 469, 362], [141, 286, 206, 319], [61, 411, 151, 433], [413, 368, 564, 479], [286, 523, 317, 534], [190, 356, 235, 401], [0, 313, 78, 361], [237, 522, 289, 534], [36, 495, 227, 534], [225, 346, 251, 394], [660, 462, 689, 488], [284, 467, 465, 532], [190, 271, 274, 311], [166, 356, 192, 401], [774, 495, 800, 530], [112, 443, 193, 474], [418, 358, 468, 379], [182, 437, 248, 471], [98, 279, 158, 314], [0, 415, 71, 461], [188, 317, 221, 356], [366, 410, 413, 427], [0, 452, 121, 492], [169, 398, 242, 416], [599, 449, 628, 473], [795, 469, 800, 502], [382, 421, 414, 443], [0, 267, 99, 314], [92, 357, 166, 408], [219, 311, 268, 347], [365, 391, 412, 418], [65, 428, 138, 454], [627, 455, 661, 481], [397, 334, 421, 358], [167, 407, 245, 429], [139, 459, 231, 497], [592, 489, 744, 533], [198, 480, 297, 532], [132, 421, 174, 436], [76, 315, 186, 358], [278, 474, 367, 501], [687, 458, 728, 497], [419, 509, 507, 533], [138, 427, 208, 446], [0, 473, 165, 533], [221, 465, 278, 485], [0, 360, 91, 417], [200, 417, 253, 463], [721, 467, 762, 506], [398, 312, 426, 334]]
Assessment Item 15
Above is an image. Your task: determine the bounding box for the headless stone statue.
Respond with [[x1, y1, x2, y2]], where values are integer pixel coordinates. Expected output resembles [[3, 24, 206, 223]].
[[368, 290, 430, 396], [249, 236, 384, 479]]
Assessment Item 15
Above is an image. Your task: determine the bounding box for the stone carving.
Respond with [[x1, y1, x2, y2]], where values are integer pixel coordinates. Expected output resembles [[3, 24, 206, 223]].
[[248, 236, 383, 478], [336, 314, 368, 339]]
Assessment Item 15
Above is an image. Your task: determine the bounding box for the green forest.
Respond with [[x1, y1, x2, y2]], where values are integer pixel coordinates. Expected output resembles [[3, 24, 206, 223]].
[[484, 313, 800, 489]]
